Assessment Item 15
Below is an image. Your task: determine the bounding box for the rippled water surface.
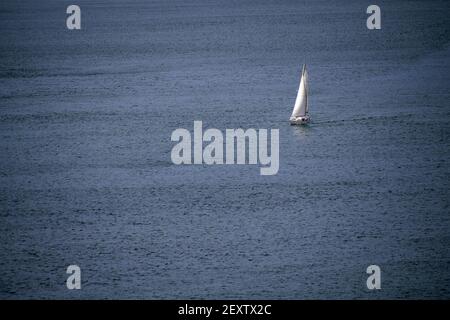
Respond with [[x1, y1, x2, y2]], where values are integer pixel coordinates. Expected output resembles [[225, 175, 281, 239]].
[[1, 0, 450, 298]]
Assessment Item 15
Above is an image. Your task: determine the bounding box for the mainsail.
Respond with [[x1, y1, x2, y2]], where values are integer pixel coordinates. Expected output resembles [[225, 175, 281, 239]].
[[291, 64, 309, 118]]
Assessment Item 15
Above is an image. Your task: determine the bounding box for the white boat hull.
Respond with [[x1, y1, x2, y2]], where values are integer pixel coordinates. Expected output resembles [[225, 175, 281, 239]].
[[289, 116, 310, 125]]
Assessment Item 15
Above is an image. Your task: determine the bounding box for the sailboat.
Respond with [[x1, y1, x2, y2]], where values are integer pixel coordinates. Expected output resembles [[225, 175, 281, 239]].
[[289, 64, 310, 125]]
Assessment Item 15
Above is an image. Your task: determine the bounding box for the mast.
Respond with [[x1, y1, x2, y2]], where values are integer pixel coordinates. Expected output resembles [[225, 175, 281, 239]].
[[304, 64, 308, 114]]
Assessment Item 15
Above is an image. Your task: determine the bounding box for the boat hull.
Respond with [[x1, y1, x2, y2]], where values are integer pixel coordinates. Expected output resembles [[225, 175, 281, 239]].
[[289, 116, 310, 125]]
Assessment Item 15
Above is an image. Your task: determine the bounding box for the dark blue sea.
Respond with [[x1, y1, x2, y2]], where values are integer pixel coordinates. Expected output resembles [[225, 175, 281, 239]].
[[1, 0, 449, 299]]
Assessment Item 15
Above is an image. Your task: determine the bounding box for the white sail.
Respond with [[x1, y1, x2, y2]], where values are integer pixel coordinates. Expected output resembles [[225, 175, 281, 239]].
[[291, 65, 308, 118]]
